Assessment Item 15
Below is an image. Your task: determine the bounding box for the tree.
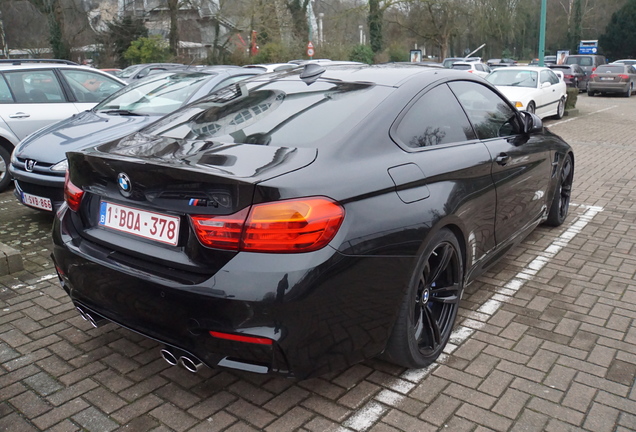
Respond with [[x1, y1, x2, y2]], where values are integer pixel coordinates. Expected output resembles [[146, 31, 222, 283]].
[[25, 0, 71, 59], [100, 16, 148, 68], [124, 35, 170, 64], [368, 0, 382, 53], [168, 0, 179, 56], [599, 0, 636, 59]]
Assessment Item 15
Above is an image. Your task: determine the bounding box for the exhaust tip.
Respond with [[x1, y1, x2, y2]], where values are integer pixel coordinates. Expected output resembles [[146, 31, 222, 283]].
[[179, 356, 202, 373], [160, 348, 179, 366], [76, 306, 88, 321]]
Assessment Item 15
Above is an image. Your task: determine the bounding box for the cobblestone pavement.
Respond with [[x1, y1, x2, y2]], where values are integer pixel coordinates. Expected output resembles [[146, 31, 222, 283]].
[[1, 93, 635, 432]]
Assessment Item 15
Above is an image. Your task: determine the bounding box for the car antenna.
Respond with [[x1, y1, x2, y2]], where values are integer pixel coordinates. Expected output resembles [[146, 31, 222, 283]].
[[300, 63, 326, 85]]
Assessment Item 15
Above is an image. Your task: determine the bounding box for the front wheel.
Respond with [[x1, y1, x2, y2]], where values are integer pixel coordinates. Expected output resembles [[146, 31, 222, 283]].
[[0, 146, 11, 192], [383, 228, 463, 369], [554, 97, 565, 119], [526, 102, 536, 114], [545, 153, 574, 227]]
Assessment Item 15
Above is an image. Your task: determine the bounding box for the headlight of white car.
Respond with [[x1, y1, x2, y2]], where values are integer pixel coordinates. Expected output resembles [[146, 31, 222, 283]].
[[51, 159, 68, 172]]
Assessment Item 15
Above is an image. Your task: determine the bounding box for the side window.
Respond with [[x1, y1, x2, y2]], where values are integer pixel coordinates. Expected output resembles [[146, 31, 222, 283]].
[[547, 70, 560, 84], [540, 70, 551, 84], [448, 81, 517, 140], [60, 70, 124, 103], [395, 84, 475, 149], [0, 75, 14, 103], [5, 70, 65, 103]]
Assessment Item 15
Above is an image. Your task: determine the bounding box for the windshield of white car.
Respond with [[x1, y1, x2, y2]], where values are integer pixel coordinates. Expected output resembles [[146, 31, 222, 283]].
[[486, 70, 538, 88]]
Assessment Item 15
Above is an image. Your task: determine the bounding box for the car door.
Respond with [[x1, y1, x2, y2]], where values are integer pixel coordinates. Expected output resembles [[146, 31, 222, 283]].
[[391, 82, 498, 268], [448, 80, 552, 245], [0, 69, 80, 141], [538, 70, 561, 117]]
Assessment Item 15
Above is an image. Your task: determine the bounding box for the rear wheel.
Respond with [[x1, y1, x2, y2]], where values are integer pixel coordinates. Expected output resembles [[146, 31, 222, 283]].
[[625, 83, 633, 98], [0, 146, 11, 192], [545, 153, 573, 227], [383, 228, 463, 369]]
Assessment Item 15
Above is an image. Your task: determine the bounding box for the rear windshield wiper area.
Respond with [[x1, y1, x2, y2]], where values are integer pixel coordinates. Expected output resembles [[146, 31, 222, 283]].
[[99, 109, 147, 116]]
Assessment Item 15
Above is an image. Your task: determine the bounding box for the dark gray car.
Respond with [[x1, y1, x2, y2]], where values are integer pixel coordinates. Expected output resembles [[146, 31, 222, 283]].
[[10, 67, 263, 212]]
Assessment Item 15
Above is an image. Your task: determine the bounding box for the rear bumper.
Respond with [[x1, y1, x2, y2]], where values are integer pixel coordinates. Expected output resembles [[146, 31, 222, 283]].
[[588, 82, 630, 93], [52, 206, 411, 378]]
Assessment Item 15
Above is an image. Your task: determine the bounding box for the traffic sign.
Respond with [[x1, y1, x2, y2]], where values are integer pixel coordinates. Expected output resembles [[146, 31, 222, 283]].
[[307, 41, 315, 58]]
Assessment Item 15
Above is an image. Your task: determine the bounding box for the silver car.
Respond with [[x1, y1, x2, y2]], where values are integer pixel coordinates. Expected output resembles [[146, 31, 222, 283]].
[[0, 60, 125, 191]]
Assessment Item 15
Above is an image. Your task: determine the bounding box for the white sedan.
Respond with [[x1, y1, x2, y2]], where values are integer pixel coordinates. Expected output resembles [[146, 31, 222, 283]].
[[485, 66, 567, 119]]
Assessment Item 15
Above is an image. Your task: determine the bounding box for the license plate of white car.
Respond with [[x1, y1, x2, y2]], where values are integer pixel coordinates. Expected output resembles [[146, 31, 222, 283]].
[[98, 201, 180, 246], [22, 192, 52, 211]]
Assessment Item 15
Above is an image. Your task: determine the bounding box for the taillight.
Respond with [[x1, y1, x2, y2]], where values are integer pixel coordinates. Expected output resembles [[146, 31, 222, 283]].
[[64, 171, 84, 212], [590, 74, 598, 79], [564, 74, 573, 79], [209, 331, 273, 345], [618, 74, 629, 79], [468, 70, 474, 73], [190, 197, 345, 253]]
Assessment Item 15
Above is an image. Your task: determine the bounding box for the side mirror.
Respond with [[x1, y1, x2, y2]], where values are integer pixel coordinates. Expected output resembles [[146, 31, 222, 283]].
[[520, 111, 543, 134], [541, 81, 551, 88]]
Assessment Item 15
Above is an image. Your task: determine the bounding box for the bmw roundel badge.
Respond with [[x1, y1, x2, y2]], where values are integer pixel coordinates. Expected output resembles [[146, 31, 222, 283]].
[[117, 173, 132, 195]]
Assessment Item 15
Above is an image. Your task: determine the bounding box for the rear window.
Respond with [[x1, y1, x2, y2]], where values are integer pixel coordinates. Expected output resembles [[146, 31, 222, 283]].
[[566, 56, 593, 66], [139, 79, 393, 147], [595, 65, 624, 73], [451, 64, 471, 70]]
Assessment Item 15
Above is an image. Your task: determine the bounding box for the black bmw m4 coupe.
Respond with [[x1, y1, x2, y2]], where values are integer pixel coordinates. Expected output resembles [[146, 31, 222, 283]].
[[52, 63, 574, 379]]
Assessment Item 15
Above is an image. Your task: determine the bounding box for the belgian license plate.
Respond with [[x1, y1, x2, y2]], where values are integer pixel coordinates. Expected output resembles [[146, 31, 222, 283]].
[[98, 201, 180, 246], [22, 192, 52, 211], [600, 77, 613, 81]]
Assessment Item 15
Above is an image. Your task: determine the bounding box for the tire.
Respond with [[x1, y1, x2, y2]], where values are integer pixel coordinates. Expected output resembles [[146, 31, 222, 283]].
[[0, 146, 11, 193], [526, 102, 536, 114], [587, 83, 594, 96], [554, 97, 565, 119], [545, 153, 573, 227], [383, 228, 463, 369], [625, 83, 633, 98]]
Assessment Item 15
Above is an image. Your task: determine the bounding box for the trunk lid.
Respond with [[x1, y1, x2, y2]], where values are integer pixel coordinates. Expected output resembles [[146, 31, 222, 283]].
[[65, 134, 317, 276]]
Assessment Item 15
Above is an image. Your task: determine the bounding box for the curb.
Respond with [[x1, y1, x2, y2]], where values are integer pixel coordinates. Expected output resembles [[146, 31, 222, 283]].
[[0, 242, 23, 275]]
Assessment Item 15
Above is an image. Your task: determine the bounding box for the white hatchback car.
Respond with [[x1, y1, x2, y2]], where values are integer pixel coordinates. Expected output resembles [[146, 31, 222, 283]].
[[451, 61, 492, 78], [485, 66, 567, 120], [0, 59, 125, 191]]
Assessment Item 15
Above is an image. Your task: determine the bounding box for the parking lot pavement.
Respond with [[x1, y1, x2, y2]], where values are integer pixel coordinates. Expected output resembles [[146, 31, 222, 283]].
[[1, 93, 635, 432]]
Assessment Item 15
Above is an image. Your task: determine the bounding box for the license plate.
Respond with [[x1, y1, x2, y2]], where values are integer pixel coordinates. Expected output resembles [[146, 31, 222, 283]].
[[99, 201, 180, 246], [22, 192, 52, 211], [600, 77, 613, 81]]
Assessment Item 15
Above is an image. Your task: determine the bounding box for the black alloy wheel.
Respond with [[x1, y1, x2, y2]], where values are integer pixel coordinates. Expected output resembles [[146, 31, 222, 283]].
[[384, 228, 463, 369], [545, 153, 574, 227]]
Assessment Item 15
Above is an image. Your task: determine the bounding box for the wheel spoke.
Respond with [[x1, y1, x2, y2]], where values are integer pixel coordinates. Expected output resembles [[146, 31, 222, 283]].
[[429, 282, 461, 304], [422, 305, 441, 348], [428, 243, 453, 287]]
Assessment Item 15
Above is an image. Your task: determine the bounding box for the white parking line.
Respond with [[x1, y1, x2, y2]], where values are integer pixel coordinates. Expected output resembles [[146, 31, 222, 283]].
[[338, 203, 603, 431], [549, 105, 616, 127]]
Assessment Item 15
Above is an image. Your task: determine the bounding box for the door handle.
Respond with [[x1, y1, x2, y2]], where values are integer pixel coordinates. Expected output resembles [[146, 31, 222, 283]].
[[495, 154, 511, 165], [8, 112, 30, 119]]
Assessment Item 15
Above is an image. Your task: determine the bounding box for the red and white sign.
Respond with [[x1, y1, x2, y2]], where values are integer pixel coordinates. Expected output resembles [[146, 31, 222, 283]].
[[307, 41, 315, 57]]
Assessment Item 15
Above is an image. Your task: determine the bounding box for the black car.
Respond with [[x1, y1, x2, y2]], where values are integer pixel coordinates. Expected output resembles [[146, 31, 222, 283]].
[[52, 64, 574, 379], [548, 64, 588, 91]]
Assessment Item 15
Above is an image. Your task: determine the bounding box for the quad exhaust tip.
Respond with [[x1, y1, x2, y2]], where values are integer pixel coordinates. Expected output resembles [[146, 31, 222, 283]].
[[75, 306, 105, 328], [160, 348, 203, 373]]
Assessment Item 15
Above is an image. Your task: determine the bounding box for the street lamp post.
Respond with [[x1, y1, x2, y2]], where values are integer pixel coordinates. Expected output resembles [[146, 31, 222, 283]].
[[538, 0, 547, 66]]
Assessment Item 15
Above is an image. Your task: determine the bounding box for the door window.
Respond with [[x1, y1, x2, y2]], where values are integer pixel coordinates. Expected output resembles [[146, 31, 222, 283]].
[[448, 81, 517, 140], [4, 70, 65, 103], [0, 75, 13, 103], [395, 84, 475, 149], [60, 69, 124, 103]]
